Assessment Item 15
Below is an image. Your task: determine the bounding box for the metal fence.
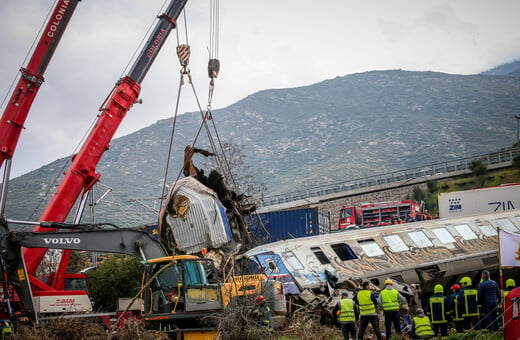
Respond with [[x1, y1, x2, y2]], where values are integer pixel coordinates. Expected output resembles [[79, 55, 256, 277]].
[[261, 148, 520, 206]]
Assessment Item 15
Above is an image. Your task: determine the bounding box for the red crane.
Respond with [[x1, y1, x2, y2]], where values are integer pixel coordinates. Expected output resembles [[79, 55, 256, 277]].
[[0, 0, 81, 168], [22, 0, 189, 294]]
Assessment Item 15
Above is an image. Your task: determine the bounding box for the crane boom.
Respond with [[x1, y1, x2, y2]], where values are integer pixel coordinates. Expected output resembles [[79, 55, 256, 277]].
[[23, 0, 189, 276], [0, 0, 81, 167]]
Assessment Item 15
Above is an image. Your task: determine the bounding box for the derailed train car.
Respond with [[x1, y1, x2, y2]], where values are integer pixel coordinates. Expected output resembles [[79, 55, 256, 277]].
[[238, 210, 520, 308]]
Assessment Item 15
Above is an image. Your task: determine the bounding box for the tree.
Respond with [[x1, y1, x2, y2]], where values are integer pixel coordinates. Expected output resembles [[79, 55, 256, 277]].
[[87, 254, 143, 311], [412, 186, 426, 202], [470, 160, 487, 177], [203, 140, 267, 205], [426, 180, 438, 193], [66, 251, 91, 273], [513, 155, 520, 170]]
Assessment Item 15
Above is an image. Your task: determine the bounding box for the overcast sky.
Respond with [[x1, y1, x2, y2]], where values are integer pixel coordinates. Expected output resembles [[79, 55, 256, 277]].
[[1, 0, 520, 178]]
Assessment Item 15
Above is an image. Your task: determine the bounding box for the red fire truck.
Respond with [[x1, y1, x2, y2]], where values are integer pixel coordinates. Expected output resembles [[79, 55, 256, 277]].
[[338, 200, 424, 229]]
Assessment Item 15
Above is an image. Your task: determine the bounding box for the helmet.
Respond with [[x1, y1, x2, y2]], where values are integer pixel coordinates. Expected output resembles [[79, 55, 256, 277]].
[[434, 284, 444, 294], [384, 278, 394, 286], [416, 308, 425, 316], [450, 284, 461, 291], [460, 277, 472, 287], [256, 295, 265, 303], [341, 291, 349, 297], [506, 278, 516, 289]]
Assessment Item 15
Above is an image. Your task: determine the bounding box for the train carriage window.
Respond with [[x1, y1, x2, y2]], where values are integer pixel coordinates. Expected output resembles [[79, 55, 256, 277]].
[[358, 239, 384, 257], [478, 225, 497, 237], [264, 258, 280, 274], [311, 247, 331, 264], [383, 235, 408, 252], [454, 224, 478, 240], [496, 218, 519, 233], [282, 251, 304, 270], [331, 243, 358, 261], [432, 228, 455, 244], [408, 231, 433, 248]]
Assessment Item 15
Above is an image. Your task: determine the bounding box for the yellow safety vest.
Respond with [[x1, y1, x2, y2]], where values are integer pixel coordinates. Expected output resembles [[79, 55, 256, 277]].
[[1, 325, 13, 340], [357, 290, 376, 315], [414, 315, 434, 338], [381, 289, 399, 311], [338, 298, 356, 322]]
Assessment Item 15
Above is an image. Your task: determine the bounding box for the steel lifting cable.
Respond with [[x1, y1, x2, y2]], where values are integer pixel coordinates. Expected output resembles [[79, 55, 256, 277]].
[[204, 0, 243, 191], [159, 5, 217, 209], [160, 0, 244, 211], [158, 74, 188, 212], [204, 0, 249, 196]]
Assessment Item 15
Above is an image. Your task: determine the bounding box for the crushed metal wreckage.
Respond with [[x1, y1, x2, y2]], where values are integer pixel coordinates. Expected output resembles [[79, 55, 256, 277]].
[[158, 145, 256, 270]]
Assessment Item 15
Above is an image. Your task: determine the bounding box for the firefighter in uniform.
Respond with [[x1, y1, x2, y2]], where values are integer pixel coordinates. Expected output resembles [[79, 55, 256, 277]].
[[428, 284, 449, 338], [448, 284, 465, 332], [503, 278, 516, 299], [411, 308, 434, 339], [353, 281, 383, 340], [252, 295, 273, 330], [460, 276, 479, 330], [332, 291, 358, 340], [377, 278, 406, 338]]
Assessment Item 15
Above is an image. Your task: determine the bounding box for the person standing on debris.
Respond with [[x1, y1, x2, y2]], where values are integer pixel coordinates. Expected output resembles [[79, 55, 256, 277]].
[[252, 295, 273, 330], [460, 276, 479, 330], [448, 284, 465, 333], [377, 278, 406, 338], [332, 291, 358, 340], [354, 281, 383, 340], [428, 284, 450, 338], [410, 308, 434, 339], [477, 270, 501, 332]]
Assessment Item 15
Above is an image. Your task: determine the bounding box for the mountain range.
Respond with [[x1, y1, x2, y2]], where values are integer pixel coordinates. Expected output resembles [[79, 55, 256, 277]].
[[5, 64, 520, 226]]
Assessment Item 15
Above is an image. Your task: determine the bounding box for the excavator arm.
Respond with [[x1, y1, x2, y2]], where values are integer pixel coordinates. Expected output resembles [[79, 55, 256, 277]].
[[0, 219, 169, 317]]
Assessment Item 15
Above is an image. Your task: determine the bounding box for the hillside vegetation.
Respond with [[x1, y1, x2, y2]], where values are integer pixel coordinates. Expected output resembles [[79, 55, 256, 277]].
[[5, 69, 520, 225]]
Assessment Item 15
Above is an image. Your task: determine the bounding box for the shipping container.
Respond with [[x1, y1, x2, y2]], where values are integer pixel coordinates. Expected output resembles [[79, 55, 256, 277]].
[[438, 183, 520, 219], [245, 207, 330, 245]]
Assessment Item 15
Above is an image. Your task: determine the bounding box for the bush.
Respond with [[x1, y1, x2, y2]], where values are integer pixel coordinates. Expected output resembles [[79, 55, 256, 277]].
[[412, 186, 425, 201], [426, 180, 438, 193], [11, 317, 106, 340], [470, 160, 487, 177], [87, 255, 144, 311], [513, 155, 520, 169]]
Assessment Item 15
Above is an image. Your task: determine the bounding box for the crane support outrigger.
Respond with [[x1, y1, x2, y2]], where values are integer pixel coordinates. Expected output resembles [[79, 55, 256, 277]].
[[0, 0, 81, 168]]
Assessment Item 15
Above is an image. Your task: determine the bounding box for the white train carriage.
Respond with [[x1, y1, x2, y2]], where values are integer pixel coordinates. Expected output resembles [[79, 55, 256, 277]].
[[240, 210, 520, 299]]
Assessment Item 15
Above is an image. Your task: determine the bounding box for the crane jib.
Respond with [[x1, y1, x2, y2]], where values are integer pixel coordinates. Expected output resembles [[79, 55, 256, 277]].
[[129, 0, 189, 83]]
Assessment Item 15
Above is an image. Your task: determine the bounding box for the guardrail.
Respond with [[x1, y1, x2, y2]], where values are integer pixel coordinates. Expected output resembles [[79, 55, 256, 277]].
[[261, 148, 520, 206]]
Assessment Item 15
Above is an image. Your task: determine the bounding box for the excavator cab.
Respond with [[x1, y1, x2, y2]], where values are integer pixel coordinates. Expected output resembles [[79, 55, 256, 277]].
[[142, 255, 224, 330]]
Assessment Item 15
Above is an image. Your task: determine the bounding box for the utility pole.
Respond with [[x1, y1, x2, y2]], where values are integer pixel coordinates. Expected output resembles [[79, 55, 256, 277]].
[[515, 115, 520, 145]]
